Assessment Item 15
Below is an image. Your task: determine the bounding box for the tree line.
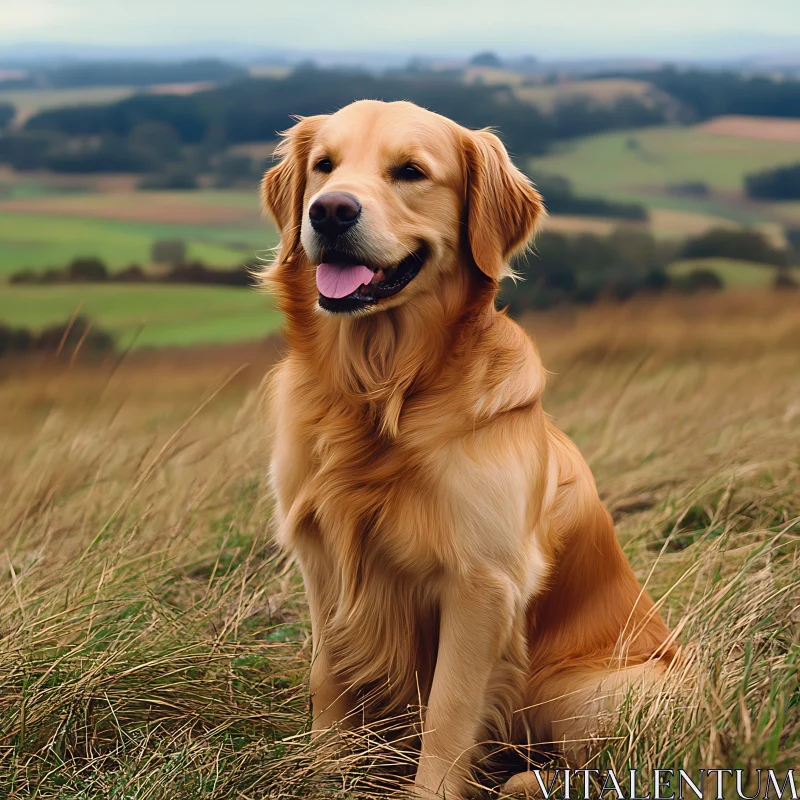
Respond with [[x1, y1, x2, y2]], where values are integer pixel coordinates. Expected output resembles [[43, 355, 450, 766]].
[[0, 59, 248, 90], [745, 163, 800, 201], [3, 226, 795, 363], [8, 227, 796, 304], [0, 316, 114, 360], [607, 67, 800, 121], [502, 226, 796, 311], [0, 66, 666, 178]]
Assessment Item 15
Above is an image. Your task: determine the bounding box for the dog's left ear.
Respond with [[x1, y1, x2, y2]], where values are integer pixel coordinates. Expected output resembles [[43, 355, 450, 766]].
[[464, 129, 544, 282], [261, 114, 327, 256]]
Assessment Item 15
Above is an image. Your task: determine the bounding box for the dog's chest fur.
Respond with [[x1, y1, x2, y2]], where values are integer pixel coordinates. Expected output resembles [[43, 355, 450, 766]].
[[268, 335, 549, 706]]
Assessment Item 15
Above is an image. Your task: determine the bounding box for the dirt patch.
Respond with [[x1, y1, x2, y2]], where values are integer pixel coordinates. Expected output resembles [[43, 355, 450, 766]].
[[147, 82, 217, 96], [516, 79, 656, 110], [540, 214, 632, 236], [0, 168, 139, 194], [0, 191, 262, 226], [698, 115, 800, 143]]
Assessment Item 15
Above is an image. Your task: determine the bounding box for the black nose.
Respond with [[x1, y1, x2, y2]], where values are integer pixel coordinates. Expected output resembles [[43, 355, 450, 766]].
[[309, 192, 361, 238]]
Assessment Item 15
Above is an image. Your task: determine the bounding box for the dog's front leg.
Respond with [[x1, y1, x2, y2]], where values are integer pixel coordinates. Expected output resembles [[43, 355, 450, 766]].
[[414, 571, 515, 799], [300, 559, 355, 733]]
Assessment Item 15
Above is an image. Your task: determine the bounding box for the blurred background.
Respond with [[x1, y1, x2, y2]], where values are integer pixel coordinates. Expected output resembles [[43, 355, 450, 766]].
[[1, 0, 799, 353], [1, 5, 799, 796]]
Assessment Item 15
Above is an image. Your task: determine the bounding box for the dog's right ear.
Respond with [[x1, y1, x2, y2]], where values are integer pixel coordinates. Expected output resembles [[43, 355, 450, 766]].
[[261, 115, 327, 256]]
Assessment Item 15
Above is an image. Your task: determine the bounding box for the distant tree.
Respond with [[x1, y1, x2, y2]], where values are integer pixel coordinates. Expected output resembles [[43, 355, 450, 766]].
[[138, 167, 198, 190], [35, 316, 114, 354], [0, 130, 58, 170], [151, 239, 187, 266], [22, 66, 671, 167], [114, 264, 147, 282], [469, 52, 504, 68], [642, 267, 670, 292], [745, 163, 800, 200], [0, 103, 15, 129], [68, 257, 108, 282], [666, 181, 709, 197], [679, 228, 790, 267], [213, 153, 256, 188], [0, 324, 33, 357], [500, 228, 672, 312], [45, 136, 151, 173], [609, 67, 800, 121], [8, 269, 38, 284], [682, 268, 724, 292], [534, 172, 648, 220], [163, 261, 252, 286], [130, 121, 181, 162]]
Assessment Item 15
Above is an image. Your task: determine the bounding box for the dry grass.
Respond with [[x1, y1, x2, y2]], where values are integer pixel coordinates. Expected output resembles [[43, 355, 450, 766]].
[[698, 116, 800, 143], [515, 79, 657, 112], [0, 292, 798, 798]]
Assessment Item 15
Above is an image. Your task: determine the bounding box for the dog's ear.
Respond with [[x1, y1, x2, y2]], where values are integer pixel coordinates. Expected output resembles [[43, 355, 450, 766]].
[[464, 129, 544, 282], [261, 115, 327, 255]]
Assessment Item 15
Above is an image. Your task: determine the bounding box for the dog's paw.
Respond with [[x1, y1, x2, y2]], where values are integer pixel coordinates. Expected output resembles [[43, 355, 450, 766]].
[[502, 770, 557, 798]]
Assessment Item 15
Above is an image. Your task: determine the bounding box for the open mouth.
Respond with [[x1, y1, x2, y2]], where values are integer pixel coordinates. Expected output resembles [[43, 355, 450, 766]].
[[315, 245, 428, 313]]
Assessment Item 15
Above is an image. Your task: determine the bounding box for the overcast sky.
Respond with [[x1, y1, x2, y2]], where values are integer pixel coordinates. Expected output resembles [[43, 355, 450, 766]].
[[2, 0, 799, 59]]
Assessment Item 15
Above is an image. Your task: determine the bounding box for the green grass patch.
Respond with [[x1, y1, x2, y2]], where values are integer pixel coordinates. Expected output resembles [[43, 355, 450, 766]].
[[530, 125, 800, 218], [0, 176, 91, 201], [0, 284, 282, 348], [668, 258, 798, 287], [0, 213, 276, 275]]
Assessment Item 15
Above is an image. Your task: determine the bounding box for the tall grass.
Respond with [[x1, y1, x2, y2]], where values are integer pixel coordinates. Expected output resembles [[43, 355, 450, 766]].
[[0, 292, 798, 798]]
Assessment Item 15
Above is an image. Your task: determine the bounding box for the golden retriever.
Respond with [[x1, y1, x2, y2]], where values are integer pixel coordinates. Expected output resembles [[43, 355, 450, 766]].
[[260, 100, 674, 798]]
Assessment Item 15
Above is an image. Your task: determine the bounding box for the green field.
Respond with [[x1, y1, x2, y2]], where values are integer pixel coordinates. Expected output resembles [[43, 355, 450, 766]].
[[529, 126, 800, 224], [668, 258, 798, 287], [0, 284, 282, 348], [0, 213, 275, 274]]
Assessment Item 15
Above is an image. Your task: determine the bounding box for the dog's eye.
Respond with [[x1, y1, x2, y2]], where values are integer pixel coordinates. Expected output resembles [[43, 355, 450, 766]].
[[314, 158, 334, 174], [394, 163, 426, 182]]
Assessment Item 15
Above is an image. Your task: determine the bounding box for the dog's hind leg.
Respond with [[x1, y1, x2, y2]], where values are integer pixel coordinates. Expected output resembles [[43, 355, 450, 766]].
[[516, 661, 664, 768]]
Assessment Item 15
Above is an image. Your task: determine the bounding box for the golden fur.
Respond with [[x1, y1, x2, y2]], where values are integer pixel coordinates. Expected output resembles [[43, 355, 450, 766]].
[[260, 100, 674, 798]]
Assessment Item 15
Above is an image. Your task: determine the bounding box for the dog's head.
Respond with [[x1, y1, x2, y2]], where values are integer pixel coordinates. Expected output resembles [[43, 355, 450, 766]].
[[262, 100, 543, 315]]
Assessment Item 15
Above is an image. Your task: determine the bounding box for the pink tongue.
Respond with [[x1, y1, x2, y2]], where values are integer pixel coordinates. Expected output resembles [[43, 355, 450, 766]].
[[316, 262, 375, 299]]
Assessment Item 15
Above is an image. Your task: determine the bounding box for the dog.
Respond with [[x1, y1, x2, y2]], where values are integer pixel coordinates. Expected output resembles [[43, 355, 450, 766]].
[[261, 100, 674, 798]]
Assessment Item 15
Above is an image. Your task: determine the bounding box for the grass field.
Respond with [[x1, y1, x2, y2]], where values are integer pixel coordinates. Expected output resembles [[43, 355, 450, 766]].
[[530, 125, 800, 228], [0, 292, 797, 797], [0, 211, 276, 274], [668, 258, 799, 287], [0, 284, 282, 348], [4, 119, 798, 282], [539, 207, 783, 241]]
